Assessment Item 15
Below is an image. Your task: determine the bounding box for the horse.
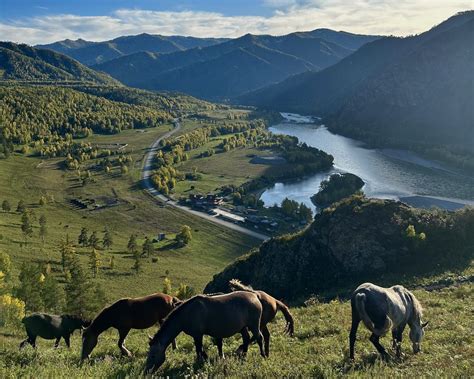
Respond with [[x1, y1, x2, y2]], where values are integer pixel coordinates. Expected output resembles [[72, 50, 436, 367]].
[[20, 313, 90, 349], [229, 279, 294, 356], [81, 292, 181, 360], [349, 282, 428, 360], [145, 291, 265, 374]]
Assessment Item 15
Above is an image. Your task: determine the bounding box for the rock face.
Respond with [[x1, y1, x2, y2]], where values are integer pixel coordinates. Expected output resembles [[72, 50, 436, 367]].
[[205, 196, 474, 301]]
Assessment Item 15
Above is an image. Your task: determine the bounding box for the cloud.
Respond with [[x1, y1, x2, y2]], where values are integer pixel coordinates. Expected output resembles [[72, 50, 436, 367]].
[[1, 1, 472, 45]]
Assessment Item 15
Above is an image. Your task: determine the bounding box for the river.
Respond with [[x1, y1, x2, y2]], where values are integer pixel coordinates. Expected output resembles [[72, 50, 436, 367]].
[[260, 113, 474, 212]]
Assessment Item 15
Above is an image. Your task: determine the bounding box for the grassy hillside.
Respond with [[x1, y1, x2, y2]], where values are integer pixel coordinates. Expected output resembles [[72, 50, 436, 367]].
[[0, 42, 117, 85], [0, 124, 258, 298], [0, 283, 471, 377]]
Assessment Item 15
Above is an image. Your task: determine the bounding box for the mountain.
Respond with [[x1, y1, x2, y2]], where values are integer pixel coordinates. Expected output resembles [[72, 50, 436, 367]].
[[0, 42, 118, 85], [239, 11, 474, 166], [205, 196, 474, 301], [37, 34, 229, 65], [94, 30, 379, 100]]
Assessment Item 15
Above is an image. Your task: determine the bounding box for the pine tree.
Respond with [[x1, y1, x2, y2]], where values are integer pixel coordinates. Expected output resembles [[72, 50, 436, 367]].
[[20, 211, 33, 244], [16, 263, 43, 311], [1, 200, 11, 212], [88, 231, 99, 249], [60, 236, 75, 272], [39, 214, 47, 244], [127, 234, 138, 254], [89, 249, 100, 278], [102, 228, 113, 250], [41, 273, 64, 312], [142, 237, 154, 257], [16, 200, 26, 213], [78, 227, 89, 247], [132, 250, 141, 274]]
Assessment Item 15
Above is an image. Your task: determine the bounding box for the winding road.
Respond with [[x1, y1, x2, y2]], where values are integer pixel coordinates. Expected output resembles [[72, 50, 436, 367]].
[[141, 121, 269, 241]]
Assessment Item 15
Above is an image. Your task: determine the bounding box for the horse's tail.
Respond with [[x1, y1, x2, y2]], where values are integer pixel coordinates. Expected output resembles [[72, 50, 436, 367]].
[[229, 278, 255, 293], [276, 300, 294, 337], [354, 292, 391, 336]]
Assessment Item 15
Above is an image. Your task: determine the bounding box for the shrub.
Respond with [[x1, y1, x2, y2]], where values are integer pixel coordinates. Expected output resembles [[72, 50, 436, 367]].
[[0, 294, 26, 328]]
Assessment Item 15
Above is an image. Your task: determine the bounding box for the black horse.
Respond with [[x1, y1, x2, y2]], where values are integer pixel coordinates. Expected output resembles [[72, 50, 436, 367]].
[[20, 313, 90, 349]]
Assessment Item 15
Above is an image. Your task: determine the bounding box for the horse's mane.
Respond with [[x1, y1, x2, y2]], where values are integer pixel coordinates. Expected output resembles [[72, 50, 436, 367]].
[[229, 279, 255, 293], [406, 289, 423, 320]]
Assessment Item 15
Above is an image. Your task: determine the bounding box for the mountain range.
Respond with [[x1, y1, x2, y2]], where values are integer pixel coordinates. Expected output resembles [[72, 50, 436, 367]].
[[240, 11, 474, 164], [38, 30, 380, 101], [36, 34, 230, 66]]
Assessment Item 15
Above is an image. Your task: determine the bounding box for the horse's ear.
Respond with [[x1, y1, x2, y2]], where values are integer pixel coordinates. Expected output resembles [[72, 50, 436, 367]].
[[422, 321, 429, 328]]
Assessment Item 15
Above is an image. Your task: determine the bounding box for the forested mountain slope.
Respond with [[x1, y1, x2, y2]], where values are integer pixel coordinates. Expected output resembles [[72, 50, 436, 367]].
[[37, 34, 229, 65], [0, 42, 118, 85], [205, 196, 474, 301], [93, 30, 379, 100], [239, 11, 474, 168]]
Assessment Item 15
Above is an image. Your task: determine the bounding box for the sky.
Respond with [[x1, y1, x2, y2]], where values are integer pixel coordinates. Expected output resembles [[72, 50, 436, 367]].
[[0, 0, 472, 44]]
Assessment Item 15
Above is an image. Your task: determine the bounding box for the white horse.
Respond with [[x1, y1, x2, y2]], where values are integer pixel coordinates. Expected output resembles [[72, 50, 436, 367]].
[[349, 282, 428, 360]]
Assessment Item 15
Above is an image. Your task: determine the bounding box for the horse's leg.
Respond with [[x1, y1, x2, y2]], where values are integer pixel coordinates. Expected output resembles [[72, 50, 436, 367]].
[[349, 309, 361, 360], [261, 324, 270, 357], [236, 328, 251, 356], [392, 324, 405, 358], [117, 328, 132, 357], [193, 335, 207, 361], [369, 333, 389, 360], [64, 334, 71, 348], [19, 338, 30, 349], [216, 338, 224, 359], [249, 325, 265, 358], [54, 337, 61, 348]]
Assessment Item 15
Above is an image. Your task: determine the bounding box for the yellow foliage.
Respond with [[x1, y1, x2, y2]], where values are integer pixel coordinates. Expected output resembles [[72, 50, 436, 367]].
[[0, 294, 26, 328]]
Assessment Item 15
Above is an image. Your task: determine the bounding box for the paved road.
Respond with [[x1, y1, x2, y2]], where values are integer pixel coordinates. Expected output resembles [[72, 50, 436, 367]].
[[141, 121, 269, 241]]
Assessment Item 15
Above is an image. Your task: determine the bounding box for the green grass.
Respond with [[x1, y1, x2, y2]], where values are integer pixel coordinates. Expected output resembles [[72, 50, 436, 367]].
[[0, 123, 258, 298], [1, 284, 472, 377]]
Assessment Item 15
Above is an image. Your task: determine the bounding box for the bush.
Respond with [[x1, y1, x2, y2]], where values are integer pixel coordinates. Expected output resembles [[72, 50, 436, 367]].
[[0, 294, 26, 328]]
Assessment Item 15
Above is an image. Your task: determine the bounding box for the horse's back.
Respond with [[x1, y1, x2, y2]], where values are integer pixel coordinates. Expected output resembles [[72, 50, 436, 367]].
[[23, 313, 62, 338]]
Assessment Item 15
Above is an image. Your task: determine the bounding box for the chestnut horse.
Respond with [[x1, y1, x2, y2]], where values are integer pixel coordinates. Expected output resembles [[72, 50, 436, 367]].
[[229, 279, 294, 356], [145, 291, 265, 374], [81, 292, 181, 360]]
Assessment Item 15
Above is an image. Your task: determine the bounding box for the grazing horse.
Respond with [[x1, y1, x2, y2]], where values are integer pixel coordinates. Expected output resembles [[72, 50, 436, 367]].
[[20, 313, 90, 349], [229, 279, 294, 356], [81, 293, 181, 360], [145, 291, 265, 374], [349, 283, 428, 360]]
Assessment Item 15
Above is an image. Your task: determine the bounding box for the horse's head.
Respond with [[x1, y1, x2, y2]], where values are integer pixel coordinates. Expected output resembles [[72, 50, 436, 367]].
[[409, 321, 429, 353], [144, 337, 166, 374], [81, 327, 98, 360]]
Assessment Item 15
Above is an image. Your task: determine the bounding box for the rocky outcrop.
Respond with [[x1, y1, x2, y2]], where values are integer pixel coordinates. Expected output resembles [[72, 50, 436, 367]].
[[205, 196, 474, 301]]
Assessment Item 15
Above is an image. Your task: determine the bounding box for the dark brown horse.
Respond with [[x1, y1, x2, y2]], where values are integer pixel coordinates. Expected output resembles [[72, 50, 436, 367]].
[[20, 313, 90, 349], [81, 292, 181, 360], [145, 291, 265, 374], [229, 279, 294, 356]]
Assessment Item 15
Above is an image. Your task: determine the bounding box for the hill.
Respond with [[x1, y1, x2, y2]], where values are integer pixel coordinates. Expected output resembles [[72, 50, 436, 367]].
[[36, 34, 229, 65], [205, 196, 474, 301], [239, 11, 474, 168], [0, 42, 118, 85], [93, 30, 379, 100]]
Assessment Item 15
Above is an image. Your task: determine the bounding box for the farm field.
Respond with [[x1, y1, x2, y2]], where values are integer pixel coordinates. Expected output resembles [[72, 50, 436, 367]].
[[0, 283, 472, 377]]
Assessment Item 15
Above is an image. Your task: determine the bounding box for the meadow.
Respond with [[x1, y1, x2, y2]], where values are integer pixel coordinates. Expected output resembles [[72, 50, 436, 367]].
[[0, 122, 258, 298], [0, 284, 472, 377]]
